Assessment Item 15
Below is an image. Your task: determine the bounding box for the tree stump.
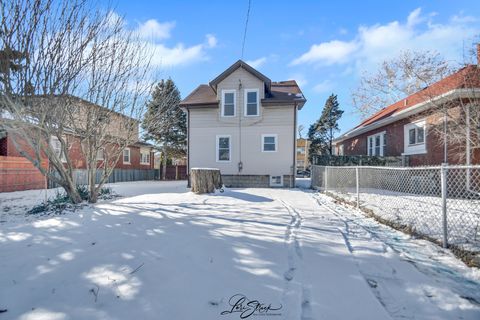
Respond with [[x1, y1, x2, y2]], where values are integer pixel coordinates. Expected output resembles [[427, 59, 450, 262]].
[[190, 168, 223, 193]]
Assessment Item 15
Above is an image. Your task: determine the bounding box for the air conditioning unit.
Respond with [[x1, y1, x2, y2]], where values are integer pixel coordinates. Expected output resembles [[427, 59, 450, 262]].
[[270, 175, 283, 187]]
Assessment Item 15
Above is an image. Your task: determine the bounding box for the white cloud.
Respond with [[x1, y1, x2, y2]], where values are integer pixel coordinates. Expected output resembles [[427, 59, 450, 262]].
[[246, 57, 267, 69], [136, 19, 175, 40], [313, 80, 334, 93], [406, 7, 423, 28], [205, 34, 217, 48], [128, 17, 217, 67], [291, 8, 479, 69], [291, 40, 357, 66], [147, 43, 208, 67]]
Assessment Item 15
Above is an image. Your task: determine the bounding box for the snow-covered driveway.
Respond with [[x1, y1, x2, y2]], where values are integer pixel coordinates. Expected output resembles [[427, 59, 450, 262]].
[[1, 181, 479, 319]]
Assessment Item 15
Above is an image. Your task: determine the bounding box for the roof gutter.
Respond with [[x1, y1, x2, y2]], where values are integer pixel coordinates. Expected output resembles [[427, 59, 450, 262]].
[[334, 88, 480, 143]]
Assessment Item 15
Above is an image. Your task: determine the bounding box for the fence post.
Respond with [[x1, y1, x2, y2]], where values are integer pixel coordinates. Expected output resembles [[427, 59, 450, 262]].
[[324, 167, 328, 193], [441, 163, 448, 248], [355, 167, 360, 208]]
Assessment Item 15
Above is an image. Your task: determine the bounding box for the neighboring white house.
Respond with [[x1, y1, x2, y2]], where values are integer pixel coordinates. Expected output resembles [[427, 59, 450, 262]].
[[180, 60, 306, 187]]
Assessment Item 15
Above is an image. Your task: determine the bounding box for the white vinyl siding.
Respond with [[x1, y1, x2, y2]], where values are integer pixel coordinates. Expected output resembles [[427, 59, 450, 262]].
[[189, 68, 294, 177], [221, 90, 236, 117], [216, 135, 231, 162], [244, 89, 259, 116]]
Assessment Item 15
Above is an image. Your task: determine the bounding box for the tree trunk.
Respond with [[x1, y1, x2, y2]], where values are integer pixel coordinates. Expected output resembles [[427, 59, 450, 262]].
[[89, 168, 98, 203], [162, 150, 168, 180], [63, 180, 82, 204], [190, 168, 222, 194]]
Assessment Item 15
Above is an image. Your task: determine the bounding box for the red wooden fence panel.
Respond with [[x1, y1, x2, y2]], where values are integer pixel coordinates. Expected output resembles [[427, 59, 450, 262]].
[[0, 156, 48, 192], [164, 165, 187, 180]]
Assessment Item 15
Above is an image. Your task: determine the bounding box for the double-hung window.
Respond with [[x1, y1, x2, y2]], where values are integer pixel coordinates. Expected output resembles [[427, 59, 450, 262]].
[[408, 126, 425, 145], [403, 120, 426, 155], [297, 146, 305, 154], [262, 134, 277, 152], [367, 132, 386, 156], [244, 89, 259, 116], [222, 90, 236, 117], [123, 148, 131, 164], [216, 135, 231, 162], [50, 136, 67, 162], [96, 149, 104, 161], [140, 150, 150, 165]]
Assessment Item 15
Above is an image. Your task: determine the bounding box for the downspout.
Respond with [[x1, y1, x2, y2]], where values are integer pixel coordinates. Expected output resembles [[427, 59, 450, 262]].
[[187, 109, 191, 188], [238, 79, 243, 174], [292, 103, 297, 188]]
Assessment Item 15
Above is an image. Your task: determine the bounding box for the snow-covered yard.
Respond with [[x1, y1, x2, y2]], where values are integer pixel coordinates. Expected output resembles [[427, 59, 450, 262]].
[[1, 181, 480, 319], [325, 187, 480, 252]]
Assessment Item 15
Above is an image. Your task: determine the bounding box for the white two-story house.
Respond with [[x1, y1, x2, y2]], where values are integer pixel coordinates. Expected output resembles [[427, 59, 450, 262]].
[[180, 60, 306, 187]]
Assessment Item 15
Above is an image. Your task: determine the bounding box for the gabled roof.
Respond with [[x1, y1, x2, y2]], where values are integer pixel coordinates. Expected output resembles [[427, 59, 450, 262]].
[[335, 64, 480, 142], [180, 62, 306, 109], [179, 84, 217, 108], [209, 60, 271, 91]]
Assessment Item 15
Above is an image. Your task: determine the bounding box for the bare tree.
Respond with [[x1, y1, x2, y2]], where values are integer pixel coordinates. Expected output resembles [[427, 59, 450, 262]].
[[297, 124, 304, 139], [352, 50, 454, 119], [0, 0, 152, 203], [351, 43, 480, 165], [67, 13, 152, 203]]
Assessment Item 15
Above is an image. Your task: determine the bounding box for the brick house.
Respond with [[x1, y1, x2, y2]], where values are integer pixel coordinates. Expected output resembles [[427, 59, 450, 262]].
[[296, 138, 311, 171], [334, 53, 480, 166], [0, 97, 154, 192]]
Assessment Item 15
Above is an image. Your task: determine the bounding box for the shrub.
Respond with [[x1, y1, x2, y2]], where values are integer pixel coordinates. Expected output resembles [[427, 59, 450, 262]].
[[27, 186, 116, 215]]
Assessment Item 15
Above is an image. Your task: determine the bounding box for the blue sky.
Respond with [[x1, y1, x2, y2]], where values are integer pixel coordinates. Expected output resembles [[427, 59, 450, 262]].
[[113, 0, 480, 136]]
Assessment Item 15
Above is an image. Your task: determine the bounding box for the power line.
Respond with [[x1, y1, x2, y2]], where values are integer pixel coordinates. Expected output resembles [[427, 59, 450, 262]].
[[241, 0, 251, 60]]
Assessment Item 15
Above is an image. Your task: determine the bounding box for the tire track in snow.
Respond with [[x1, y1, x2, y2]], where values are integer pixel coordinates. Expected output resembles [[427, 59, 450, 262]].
[[280, 200, 313, 320], [312, 194, 417, 319]]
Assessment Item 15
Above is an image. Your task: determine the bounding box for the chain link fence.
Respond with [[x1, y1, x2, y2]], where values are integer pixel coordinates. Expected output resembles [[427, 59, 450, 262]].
[[311, 165, 480, 265]]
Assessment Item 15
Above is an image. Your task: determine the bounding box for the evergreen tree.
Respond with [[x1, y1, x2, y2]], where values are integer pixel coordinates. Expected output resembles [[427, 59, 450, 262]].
[[142, 79, 186, 176], [308, 94, 344, 161]]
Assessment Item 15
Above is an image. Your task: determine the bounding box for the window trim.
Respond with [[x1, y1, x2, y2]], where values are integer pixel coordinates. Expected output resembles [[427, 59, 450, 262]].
[[140, 150, 150, 165], [367, 131, 386, 156], [50, 136, 67, 163], [96, 148, 105, 161], [221, 90, 236, 117], [262, 134, 278, 152], [216, 135, 231, 162], [123, 148, 131, 165], [270, 175, 283, 187], [403, 120, 427, 155], [244, 88, 259, 117]]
